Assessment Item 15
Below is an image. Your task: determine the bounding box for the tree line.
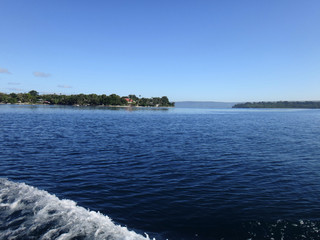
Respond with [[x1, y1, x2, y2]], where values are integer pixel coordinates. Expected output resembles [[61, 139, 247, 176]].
[[0, 90, 175, 107], [233, 101, 320, 109]]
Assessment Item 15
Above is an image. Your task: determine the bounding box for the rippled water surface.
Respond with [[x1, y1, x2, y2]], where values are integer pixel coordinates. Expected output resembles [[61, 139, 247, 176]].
[[1, 105, 320, 240]]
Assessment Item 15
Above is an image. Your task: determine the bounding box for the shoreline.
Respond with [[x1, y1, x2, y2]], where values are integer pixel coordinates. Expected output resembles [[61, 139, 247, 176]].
[[0, 102, 174, 108]]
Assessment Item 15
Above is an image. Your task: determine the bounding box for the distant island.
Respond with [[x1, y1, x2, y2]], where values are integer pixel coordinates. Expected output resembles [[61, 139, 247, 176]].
[[233, 101, 320, 109], [0, 90, 174, 107]]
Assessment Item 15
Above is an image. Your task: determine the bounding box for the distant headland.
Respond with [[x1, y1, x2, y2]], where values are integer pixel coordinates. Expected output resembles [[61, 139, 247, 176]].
[[0, 90, 174, 107], [233, 101, 320, 109]]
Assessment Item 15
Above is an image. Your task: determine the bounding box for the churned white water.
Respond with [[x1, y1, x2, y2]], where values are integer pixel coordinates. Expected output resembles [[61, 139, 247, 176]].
[[0, 178, 152, 240]]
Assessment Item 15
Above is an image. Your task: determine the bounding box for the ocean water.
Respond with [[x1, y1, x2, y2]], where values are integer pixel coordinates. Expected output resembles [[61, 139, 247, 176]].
[[1, 105, 320, 240]]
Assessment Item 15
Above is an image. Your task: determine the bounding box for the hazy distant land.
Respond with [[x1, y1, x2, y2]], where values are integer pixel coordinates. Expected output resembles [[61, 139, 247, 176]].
[[175, 101, 238, 109], [176, 101, 320, 109], [233, 101, 320, 109]]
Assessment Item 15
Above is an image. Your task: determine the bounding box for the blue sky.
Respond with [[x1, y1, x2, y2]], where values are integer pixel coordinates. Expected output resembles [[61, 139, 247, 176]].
[[0, 0, 319, 102]]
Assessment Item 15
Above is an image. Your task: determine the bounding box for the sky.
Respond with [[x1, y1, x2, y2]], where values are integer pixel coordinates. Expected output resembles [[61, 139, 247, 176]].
[[0, 0, 319, 102]]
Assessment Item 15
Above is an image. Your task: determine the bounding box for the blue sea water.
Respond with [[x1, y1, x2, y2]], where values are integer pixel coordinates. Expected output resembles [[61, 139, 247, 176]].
[[1, 104, 320, 240]]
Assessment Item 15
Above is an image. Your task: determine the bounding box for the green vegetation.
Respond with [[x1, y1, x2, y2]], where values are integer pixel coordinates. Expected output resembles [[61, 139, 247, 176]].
[[233, 101, 320, 109], [0, 90, 175, 107]]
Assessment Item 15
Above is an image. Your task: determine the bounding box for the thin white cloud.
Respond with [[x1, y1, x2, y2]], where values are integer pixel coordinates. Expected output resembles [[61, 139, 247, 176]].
[[33, 71, 51, 77], [0, 68, 11, 74], [8, 82, 21, 85], [8, 87, 23, 92], [57, 85, 72, 89]]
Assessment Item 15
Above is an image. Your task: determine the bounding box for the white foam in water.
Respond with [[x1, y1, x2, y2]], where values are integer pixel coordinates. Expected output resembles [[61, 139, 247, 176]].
[[0, 178, 153, 240]]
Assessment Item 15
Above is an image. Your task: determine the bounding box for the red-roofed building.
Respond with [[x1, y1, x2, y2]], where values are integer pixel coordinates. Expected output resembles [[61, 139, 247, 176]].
[[124, 98, 133, 103]]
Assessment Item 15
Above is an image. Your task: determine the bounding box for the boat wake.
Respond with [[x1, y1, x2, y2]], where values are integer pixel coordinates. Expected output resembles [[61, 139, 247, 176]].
[[0, 178, 152, 240]]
